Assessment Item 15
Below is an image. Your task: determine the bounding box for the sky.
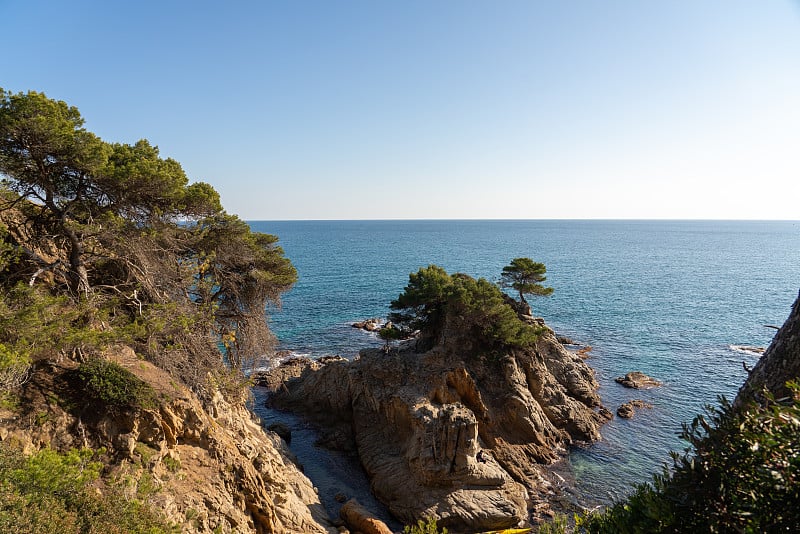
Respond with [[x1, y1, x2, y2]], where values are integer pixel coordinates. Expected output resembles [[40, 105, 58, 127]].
[[2, 1, 799, 220]]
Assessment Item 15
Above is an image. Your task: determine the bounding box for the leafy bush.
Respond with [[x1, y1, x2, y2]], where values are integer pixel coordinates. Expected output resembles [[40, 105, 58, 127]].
[[0, 445, 175, 533], [577, 382, 800, 533], [77, 358, 157, 409]]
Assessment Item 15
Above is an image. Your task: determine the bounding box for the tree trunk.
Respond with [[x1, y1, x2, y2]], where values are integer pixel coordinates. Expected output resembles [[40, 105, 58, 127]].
[[735, 290, 800, 408], [63, 219, 90, 297]]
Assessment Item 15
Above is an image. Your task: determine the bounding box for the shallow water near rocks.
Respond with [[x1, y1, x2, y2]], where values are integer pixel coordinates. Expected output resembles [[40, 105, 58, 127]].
[[251, 388, 401, 529], [251, 219, 800, 506]]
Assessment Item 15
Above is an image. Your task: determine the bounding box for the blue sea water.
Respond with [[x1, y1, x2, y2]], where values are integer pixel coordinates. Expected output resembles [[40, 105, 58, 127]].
[[250, 219, 800, 504]]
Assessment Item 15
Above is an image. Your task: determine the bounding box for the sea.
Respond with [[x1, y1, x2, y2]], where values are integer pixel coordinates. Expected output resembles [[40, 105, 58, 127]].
[[249, 219, 800, 507]]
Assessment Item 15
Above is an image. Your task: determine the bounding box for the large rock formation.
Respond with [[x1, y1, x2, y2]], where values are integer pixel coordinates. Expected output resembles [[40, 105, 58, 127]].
[[0, 345, 336, 534], [265, 323, 609, 532], [736, 290, 800, 407]]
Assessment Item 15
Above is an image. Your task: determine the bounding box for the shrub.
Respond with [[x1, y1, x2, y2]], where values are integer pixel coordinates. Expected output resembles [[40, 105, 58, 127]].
[[0, 445, 176, 533], [403, 516, 448, 534], [577, 382, 800, 533], [77, 358, 157, 409]]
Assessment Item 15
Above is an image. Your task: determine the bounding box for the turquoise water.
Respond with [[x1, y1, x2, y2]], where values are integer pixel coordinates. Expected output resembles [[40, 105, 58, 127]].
[[251, 219, 800, 503]]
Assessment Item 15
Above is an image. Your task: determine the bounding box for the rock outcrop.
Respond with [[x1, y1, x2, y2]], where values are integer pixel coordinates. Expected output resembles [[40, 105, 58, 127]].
[[265, 324, 608, 532], [615, 371, 662, 389], [0, 345, 335, 534], [736, 291, 800, 407], [617, 400, 653, 419]]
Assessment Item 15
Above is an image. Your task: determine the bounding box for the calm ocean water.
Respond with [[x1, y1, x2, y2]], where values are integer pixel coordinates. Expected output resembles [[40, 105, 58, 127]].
[[250, 219, 800, 504]]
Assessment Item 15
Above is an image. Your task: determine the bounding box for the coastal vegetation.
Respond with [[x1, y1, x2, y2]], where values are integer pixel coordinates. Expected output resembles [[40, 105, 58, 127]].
[[500, 257, 554, 310], [0, 89, 303, 531], [0, 444, 175, 533], [577, 384, 800, 532], [0, 88, 296, 394], [388, 264, 547, 353]]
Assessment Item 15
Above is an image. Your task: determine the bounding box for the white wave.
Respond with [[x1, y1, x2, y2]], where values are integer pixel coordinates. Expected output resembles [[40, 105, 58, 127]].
[[728, 344, 765, 356]]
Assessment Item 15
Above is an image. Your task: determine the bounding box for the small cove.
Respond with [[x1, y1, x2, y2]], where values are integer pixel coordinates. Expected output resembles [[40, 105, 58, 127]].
[[251, 387, 402, 530]]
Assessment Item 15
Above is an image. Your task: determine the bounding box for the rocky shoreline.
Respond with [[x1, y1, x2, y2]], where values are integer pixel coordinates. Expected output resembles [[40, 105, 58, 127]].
[[257, 317, 611, 532]]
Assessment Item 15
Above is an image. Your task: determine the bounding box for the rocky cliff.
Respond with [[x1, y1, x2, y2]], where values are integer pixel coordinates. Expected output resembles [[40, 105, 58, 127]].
[[0, 345, 336, 534], [265, 321, 609, 532], [736, 290, 800, 407]]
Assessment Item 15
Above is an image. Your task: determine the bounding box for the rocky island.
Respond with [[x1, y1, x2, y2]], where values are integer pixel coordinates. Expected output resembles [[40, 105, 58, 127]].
[[263, 264, 611, 531]]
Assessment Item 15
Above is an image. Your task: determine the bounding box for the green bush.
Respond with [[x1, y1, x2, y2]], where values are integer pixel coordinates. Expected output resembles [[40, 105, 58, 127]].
[[77, 358, 157, 409], [0, 445, 175, 533], [577, 382, 800, 533]]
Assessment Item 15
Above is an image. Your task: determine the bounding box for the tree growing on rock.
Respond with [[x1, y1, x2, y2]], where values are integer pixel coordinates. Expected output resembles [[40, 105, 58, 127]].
[[499, 257, 553, 313], [389, 265, 543, 354]]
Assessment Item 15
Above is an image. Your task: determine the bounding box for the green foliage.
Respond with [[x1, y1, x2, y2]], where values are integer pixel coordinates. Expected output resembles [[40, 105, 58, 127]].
[[390, 265, 543, 354], [190, 213, 297, 368], [536, 513, 568, 533], [577, 383, 800, 533], [77, 358, 157, 410], [378, 324, 404, 352], [0, 283, 105, 361], [0, 89, 296, 394], [0, 222, 18, 273], [500, 257, 554, 306], [403, 516, 448, 534], [0, 445, 176, 533], [162, 455, 181, 473], [0, 342, 31, 392]]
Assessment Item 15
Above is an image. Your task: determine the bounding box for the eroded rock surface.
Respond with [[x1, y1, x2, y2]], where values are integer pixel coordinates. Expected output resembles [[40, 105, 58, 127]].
[[1, 346, 335, 534], [266, 325, 608, 532]]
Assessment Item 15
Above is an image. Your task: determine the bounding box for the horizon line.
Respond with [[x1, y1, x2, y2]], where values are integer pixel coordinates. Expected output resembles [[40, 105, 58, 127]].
[[244, 217, 800, 223]]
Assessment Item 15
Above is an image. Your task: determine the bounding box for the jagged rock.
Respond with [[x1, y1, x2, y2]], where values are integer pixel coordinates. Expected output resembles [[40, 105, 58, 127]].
[[266, 327, 607, 532], [615, 371, 662, 389], [617, 400, 653, 419], [736, 291, 800, 407], [252, 356, 321, 391], [6, 345, 336, 534], [267, 422, 292, 444], [340, 499, 393, 534], [352, 318, 383, 332]]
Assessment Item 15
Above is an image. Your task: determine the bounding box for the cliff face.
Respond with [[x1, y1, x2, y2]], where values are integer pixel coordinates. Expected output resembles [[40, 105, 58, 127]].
[[736, 291, 800, 407], [266, 324, 609, 532], [0, 345, 335, 534]]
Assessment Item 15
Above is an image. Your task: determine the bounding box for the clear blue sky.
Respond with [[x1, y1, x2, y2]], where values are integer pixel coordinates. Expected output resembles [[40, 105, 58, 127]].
[[2, 1, 799, 220]]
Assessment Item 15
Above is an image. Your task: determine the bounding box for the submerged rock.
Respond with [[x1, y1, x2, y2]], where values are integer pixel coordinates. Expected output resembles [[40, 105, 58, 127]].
[[265, 325, 608, 532], [615, 371, 662, 389], [617, 400, 653, 419]]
